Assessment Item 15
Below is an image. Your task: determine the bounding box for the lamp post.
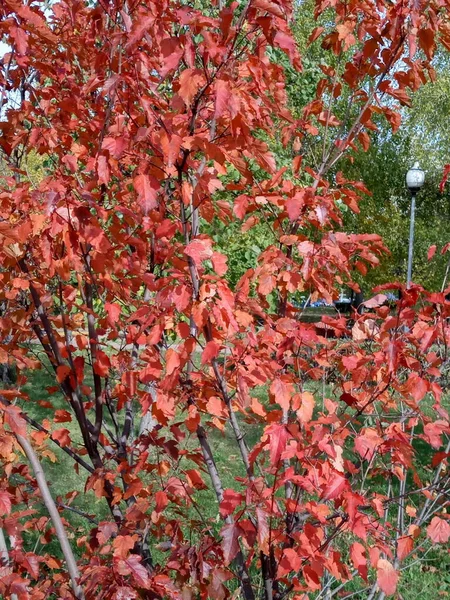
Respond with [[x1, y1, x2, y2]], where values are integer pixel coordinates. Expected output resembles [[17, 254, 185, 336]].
[[405, 162, 425, 288]]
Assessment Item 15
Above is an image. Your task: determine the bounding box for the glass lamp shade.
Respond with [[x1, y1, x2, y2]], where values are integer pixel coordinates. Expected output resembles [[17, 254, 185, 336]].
[[406, 162, 425, 192]]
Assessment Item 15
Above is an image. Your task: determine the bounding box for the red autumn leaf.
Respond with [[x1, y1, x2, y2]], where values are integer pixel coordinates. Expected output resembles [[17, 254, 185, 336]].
[[116, 554, 150, 589], [211, 252, 228, 276], [185, 238, 213, 266], [440, 164, 450, 193], [363, 294, 387, 309], [376, 559, 399, 596], [354, 428, 383, 461], [0, 490, 12, 515], [56, 365, 71, 383], [154, 491, 168, 513], [105, 302, 122, 325], [52, 428, 71, 448], [4, 405, 26, 436], [220, 489, 244, 518], [267, 423, 289, 465], [427, 244, 437, 260], [397, 536, 413, 561], [178, 68, 204, 107], [427, 517, 450, 544], [165, 348, 181, 376], [220, 522, 243, 565], [270, 378, 292, 411], [256, 507, 269, 555], [134, 174, 158, 212], [113, 534, 138, 559], [350, 542, 367, 580], [94, 350, 111, 377], [54, 410, 72, 423], [201, 341, 220, 364], [21, 554, 40, 579], [297, 391, 315, 424], [185, 469, 207, 490], [278, 548, 302, 576], [321, 471, 348, 501]]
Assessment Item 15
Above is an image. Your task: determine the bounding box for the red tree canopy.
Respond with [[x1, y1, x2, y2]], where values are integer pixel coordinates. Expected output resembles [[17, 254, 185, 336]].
[[0, 1, 449, 599]]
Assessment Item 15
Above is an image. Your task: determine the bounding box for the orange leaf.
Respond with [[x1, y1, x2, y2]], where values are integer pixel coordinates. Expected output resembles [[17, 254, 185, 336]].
[[427, 516, 450, 544], [376, 559, 399, 596]]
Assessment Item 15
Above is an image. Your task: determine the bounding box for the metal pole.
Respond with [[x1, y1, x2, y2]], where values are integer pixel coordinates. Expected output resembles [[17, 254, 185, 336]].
[[406, 192, 416, 288]]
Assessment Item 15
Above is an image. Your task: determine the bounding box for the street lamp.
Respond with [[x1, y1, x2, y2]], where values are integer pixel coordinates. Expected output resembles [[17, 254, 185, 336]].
[[405, 162, 425, 288]]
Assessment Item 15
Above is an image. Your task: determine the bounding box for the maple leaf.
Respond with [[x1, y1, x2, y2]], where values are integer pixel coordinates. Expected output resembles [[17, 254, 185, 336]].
[[220, 522, 243, 565], [0, 490, 12, 515], [220, 489, 244, 518], [116, 554, 150, 589], [428, 244, 437, 260], [266, 423, 289, 465], [376, 559, 399, 596], [427, 517, 450, 544], [184, 238, 213, 266], [134, 174, 158, 212], [178, 69, 204, 107], [4, 405, 26, 436], [56, 365, 71, 383], [113, 534, 138, 558], [256, 507, 269, 555], [270, 378, 292, 411], [21, 554, 40, 579], [165, 348, 181, 376], [321, 472, 348, 501], [350, 542, 367, 580], [51, 428, 71, 448], [105, 302, 121, 325], [297, 391, 315, 424], [201, 341, 220, 364], [397, 536, 413, 561]]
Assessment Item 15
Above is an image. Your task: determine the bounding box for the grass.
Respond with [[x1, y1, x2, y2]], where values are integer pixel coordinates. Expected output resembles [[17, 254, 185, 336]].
[[3, 365, 450, 599]]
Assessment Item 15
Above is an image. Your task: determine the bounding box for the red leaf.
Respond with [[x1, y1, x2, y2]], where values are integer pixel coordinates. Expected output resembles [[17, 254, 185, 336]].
[[4, 405, 26, 436], [56, 365, 71, 383], [52, 428, 71, 448], [0, 490, 12, 515], [54, 410, 72, 423], [350, 542, 367, 580], [113, 534, 138, 558], [165, 348, 181, 376], [94, 350, 110, 377], [211, 252, 228, 276], [219, 489, 244, 518], [428, 244, 437, 260], [270, 378, 292, 411], [201, 341, 220, 364], [116, 554, 150, 589], [363, 294, 387, 308], [397, 536, 413, 561], [256, 507, 269, 554], [134, 174, 158, 212], [440, 164, 450, 193], [105, 302, 121, 325], [179, 69, 204, 107], [297, 391, 315, 424], [220, 522, 243, 565], [427, 516, 450, 544], [376, 559, 399, 596], [184, 238, 213, 266], [321, 472, 348, 501], [21, 554, 40, 579], [267, 423, 289, 464], [154, 491, 168, 513]]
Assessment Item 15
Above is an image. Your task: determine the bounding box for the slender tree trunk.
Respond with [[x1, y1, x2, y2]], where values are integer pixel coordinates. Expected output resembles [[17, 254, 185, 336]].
[[15, 432, 85, 600]]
